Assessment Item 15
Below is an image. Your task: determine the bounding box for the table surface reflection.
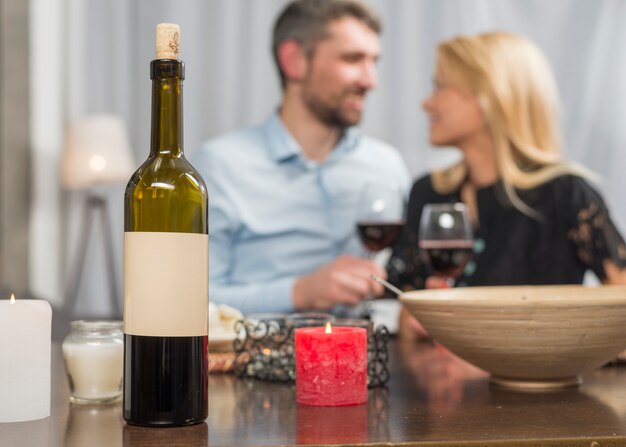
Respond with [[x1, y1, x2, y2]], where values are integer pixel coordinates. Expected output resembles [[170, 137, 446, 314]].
[[209, 340, 626, 446], [2, 340, 626, 446]]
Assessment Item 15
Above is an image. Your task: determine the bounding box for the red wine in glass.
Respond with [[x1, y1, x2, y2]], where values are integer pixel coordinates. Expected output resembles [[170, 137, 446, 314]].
[[419, 239, 473, 281], [418, 203, 474, 286], [357, 220, 406, 253], [355, 183, 405, 258]]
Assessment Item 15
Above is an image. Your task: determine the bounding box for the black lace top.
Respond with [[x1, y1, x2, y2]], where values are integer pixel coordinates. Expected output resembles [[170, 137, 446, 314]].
[[388, 174, 626, 291]]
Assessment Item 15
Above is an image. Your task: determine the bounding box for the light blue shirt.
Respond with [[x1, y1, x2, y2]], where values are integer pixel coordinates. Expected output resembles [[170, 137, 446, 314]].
[[191, 112, 411, 314]]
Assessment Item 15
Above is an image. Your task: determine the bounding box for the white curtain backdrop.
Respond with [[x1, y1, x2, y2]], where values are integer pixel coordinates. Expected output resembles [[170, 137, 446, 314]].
[[30, 0, 626, 314]]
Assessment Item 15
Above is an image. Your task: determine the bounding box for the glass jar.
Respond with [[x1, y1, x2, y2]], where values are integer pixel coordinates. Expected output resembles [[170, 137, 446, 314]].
[[332, 318, 373, 334], [287, 312, 335, 330], [62, 320, 123, 404]]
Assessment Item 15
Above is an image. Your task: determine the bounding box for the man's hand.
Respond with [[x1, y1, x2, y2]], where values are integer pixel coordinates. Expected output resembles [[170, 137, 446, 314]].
[[292, 255, 386, 310]]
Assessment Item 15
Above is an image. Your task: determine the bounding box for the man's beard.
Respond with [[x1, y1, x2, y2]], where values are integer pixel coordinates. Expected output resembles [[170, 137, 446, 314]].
[[303, 89, 364, 129]]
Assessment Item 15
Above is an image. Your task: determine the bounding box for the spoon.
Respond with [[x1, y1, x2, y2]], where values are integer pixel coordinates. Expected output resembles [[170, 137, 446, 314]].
[[371, 275, 404, 297]]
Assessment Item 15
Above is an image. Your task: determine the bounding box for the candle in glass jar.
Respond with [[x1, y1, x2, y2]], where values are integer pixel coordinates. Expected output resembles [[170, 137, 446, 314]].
[[62, 320, 124, 404], [295, 323, 367, 406], [0, 295, 51, 422]]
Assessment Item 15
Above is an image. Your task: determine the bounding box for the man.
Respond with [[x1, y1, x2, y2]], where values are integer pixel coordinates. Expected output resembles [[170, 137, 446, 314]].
[[192, 0, 410, 314]]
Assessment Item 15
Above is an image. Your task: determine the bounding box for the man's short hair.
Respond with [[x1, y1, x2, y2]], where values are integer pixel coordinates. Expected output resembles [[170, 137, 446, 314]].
[[272, 0, 381, 88]]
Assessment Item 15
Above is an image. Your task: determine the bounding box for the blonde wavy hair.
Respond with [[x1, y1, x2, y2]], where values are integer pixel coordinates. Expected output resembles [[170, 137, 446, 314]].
[[432, 31, 595, 217]]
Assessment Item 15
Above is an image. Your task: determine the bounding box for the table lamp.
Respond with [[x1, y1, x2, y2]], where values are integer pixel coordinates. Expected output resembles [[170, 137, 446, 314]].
[[61, 114, 135, 318]]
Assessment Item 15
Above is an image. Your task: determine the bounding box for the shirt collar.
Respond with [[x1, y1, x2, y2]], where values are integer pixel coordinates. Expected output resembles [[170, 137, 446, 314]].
[[262, 111, 361, 164]]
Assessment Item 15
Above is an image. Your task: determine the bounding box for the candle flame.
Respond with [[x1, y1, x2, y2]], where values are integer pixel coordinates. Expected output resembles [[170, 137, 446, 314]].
[[10, 293, 15, 304], [325, 321, 332, 334]]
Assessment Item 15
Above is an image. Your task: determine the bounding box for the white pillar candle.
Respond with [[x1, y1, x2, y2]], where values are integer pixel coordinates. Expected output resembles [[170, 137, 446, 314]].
[[62, 320, 123, 404], [0, 295, 51, 423]]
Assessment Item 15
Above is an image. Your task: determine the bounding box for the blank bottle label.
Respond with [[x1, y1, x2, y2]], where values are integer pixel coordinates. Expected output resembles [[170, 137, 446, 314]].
[[124, 232, 208, 337]]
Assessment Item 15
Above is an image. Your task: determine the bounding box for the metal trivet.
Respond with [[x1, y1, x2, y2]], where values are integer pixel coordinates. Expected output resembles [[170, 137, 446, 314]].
[[232, 317, 390, 387], [367, 326, 390, 387], [232, 317, 294, 381]]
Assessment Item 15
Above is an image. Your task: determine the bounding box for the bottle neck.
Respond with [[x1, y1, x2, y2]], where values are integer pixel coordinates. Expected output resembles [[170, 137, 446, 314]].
[[150, 59, 184, 157]]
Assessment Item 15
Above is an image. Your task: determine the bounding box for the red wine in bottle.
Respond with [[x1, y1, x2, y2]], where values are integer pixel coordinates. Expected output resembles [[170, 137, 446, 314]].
[[123, 23, 208, 426]]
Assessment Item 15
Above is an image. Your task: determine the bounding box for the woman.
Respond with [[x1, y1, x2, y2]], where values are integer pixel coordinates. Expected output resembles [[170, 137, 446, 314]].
[[388, 32, 626, 336]]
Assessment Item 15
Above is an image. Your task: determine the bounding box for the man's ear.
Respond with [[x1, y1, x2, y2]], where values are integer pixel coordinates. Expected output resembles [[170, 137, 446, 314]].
[[278, 40, 308, 82]]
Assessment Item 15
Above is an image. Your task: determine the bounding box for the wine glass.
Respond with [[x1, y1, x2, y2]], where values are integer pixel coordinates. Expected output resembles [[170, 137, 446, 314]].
[[418, 203, 474, 287], [356, 182, 405, 258], [355, 183, 405, 318]]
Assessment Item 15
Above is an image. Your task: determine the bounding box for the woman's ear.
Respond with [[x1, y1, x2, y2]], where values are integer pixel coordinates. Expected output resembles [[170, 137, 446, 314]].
[[277, 40, 308, 83]]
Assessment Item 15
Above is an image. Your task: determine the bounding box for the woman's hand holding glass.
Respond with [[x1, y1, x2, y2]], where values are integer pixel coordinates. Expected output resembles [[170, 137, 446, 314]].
[[399, 204, 474, 341]]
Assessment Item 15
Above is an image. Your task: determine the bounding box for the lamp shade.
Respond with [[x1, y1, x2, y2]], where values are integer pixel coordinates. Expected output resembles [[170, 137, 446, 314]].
[[61, 114, 135, 189]]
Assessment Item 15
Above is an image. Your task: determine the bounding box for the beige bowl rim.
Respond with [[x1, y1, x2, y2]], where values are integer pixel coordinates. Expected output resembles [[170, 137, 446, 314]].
[[400, 284, 626, 307]]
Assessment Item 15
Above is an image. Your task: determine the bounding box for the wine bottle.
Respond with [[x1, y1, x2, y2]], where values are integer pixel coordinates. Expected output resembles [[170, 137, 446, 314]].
[[123, 23, 208, 426]]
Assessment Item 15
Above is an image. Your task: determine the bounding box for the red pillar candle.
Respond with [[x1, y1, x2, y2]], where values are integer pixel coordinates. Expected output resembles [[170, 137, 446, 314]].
[[295, 324, 367, 406]]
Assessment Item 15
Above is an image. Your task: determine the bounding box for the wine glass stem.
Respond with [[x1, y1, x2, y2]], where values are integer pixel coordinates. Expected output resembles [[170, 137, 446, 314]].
[[361, 250, 378, 319]]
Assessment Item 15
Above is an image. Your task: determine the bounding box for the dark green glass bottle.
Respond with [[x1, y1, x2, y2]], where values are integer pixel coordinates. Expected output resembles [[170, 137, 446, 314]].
[[123, 24, 208, 427]]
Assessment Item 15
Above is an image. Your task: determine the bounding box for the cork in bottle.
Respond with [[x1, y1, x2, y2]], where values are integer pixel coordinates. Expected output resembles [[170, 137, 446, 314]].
[[156, 23, 180, 60]]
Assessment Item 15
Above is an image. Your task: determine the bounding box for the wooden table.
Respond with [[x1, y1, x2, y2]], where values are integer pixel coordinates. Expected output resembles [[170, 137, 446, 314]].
[[2, 338, 626, 446]]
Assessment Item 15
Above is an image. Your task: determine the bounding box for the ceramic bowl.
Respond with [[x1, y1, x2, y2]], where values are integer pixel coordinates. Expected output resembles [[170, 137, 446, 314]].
[[400, 285, 626, 390]]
